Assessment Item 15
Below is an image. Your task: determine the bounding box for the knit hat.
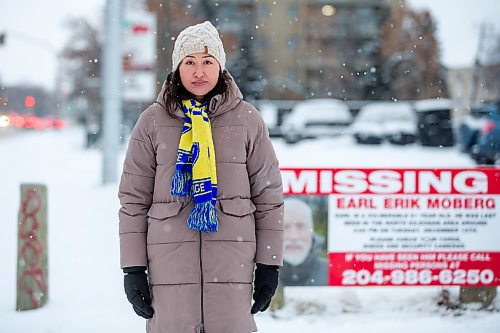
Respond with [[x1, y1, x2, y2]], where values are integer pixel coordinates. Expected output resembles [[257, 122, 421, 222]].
[[172, 21, 226, 72]]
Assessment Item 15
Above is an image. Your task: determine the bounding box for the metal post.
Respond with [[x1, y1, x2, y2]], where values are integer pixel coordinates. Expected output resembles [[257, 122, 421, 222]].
[[101, 0, 123, 184], [16, 184, 48, 311]]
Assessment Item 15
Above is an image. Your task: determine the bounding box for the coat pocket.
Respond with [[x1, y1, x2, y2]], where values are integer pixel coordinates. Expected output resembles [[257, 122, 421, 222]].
[[205, 198, 257, 242], [147, 201, 183, 220], [219, 197, 256, 217], [147, 201, 197, 245]]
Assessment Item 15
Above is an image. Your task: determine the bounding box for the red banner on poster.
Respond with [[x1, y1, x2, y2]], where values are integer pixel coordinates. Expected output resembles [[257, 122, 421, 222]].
[[280, 168, 500, 195]]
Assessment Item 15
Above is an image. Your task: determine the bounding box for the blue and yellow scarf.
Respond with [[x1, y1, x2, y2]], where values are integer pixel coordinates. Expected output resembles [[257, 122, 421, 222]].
[[171, 99, 218, 232]]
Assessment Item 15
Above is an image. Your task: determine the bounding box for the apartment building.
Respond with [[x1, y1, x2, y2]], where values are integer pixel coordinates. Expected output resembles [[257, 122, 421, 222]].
[[148, 0, 390, 100]]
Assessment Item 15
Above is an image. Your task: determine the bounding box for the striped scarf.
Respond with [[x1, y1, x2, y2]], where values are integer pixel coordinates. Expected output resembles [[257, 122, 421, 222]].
[[171, 99, 218, 232]]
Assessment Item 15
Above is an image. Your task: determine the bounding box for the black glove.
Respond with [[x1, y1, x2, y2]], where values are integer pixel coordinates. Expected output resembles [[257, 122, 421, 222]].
[[123, 266, 154, 319], [251, 263, 279, 314]]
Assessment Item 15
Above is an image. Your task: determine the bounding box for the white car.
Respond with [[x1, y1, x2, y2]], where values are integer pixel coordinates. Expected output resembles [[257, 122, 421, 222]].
[[256, 101, 281, 137], [352, 101, 417, 145], [281, 98, 352, 144]]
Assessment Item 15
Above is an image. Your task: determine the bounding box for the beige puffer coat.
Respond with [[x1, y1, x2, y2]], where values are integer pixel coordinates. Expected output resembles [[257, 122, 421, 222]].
[[118, 73, 284, 333]]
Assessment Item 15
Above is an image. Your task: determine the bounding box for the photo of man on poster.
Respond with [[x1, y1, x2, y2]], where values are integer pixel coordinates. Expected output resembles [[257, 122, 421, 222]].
[[279, 197, 329, 286]]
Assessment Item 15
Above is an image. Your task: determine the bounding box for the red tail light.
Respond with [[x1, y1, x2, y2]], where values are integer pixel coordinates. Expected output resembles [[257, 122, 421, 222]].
[[482, 120, 495, 134]]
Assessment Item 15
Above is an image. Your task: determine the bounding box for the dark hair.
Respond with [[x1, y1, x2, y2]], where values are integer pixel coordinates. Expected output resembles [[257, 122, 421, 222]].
[[162, 69, 230, 117]]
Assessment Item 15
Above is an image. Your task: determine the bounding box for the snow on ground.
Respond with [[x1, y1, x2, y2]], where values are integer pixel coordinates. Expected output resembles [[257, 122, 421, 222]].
[[273, 135, 475, 168], [0, 127, 499, 333]]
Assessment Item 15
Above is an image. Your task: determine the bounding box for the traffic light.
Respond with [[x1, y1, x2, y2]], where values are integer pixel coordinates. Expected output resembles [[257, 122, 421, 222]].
[[0, 33, 5, 45], [25, 95, 36, 108]]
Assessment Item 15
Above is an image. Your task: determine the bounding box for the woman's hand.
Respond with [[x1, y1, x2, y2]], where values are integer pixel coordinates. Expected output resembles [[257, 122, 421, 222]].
[[251, 263, 279, 314], [123, 267, 154, 319]]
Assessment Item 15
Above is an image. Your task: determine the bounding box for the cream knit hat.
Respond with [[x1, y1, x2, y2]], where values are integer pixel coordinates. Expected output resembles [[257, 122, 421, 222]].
[[171, 21, 226, 72]]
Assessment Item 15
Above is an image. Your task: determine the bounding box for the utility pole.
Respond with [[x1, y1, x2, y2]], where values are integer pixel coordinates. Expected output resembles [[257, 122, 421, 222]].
[[101, 0, 123, 184]]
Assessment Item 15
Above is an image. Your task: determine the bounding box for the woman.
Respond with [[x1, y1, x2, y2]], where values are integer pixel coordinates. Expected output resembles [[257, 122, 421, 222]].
[[118, 21, 284, 333]]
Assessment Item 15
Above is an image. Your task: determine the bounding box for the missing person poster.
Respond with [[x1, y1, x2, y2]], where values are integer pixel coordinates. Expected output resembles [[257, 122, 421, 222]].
[[280, 167, 500, 287]]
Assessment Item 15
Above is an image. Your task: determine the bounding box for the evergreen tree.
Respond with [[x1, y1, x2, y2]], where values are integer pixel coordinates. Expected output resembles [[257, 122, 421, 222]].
[[227, 32, 267, 101]]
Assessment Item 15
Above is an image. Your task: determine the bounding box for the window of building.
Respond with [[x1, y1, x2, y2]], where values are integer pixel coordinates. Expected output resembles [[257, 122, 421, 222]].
[[258, 37, 268, 49], [355, 8, 378, 37], [288, 4, 299, 19], [258, 4, 270, 17], [287, 36, 298, 50], [287, 69, 298, 81]]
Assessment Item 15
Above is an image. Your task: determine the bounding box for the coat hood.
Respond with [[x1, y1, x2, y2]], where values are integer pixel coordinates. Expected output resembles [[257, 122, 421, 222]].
[[155, 70, 243, 119]]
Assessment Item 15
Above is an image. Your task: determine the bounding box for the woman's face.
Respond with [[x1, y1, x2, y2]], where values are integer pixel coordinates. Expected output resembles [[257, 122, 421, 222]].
[[179, 52, 220, 101]]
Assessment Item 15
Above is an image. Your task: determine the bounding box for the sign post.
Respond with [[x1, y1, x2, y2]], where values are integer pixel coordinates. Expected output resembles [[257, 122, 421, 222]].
[[16, 184, 48, 311]]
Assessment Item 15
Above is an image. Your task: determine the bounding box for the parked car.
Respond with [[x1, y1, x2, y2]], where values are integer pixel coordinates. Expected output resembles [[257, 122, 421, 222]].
[[351, 101, 417, 145], [413, 99, 454, 147], [256, 101, 281, 137], [280, 98, 352, 144], [470, 103, 500, 165], [457, 104, 497, 153]]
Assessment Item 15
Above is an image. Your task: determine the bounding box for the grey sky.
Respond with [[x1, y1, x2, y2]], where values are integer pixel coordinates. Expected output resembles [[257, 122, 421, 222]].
[[0, 0, 499, 91], [0, 0, 104, 90], [408, 0, 500, 67]]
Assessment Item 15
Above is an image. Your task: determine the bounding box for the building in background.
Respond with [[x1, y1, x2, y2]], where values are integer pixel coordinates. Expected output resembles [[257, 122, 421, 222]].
[[146, 0, 262, 99], [257, 0, 390, 100], [446, 21, 500, 117], [446, 67, 473, 116], [147, 0, 390, 100], [145, 0, 450, 103], [477, 63, 500, 104]]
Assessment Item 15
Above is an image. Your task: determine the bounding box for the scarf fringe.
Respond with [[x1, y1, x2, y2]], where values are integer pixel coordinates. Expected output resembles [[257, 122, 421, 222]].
[[170, 168, 192, 196], [188, 201, 218, 232]]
